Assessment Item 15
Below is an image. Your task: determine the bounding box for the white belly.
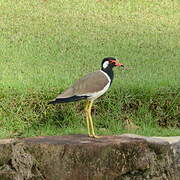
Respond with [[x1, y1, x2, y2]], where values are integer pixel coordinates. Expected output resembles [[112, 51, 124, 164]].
[[87, 81, 111, 100], [78, 70, 111, 101], [87, 70, 111, 100]]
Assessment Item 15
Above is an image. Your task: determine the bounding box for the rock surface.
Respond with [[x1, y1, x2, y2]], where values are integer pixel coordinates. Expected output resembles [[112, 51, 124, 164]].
[[0, 134, 180, 180]]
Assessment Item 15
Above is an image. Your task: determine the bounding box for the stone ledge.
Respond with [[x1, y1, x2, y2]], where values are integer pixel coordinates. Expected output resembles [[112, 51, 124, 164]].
[[0, 134, 180, 180]]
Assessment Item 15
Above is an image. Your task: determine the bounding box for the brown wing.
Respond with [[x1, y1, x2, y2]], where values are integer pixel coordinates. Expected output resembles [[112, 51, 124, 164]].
[[57, 70, 109, 98]]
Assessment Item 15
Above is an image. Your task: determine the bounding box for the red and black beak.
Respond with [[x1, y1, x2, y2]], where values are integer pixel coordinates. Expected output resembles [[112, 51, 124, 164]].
[[109, 60, 124, 67]]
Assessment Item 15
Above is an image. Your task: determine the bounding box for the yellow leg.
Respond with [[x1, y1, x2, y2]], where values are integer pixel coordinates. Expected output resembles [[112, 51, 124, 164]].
[[85, 101, 91, 137], [87, 100, 100, 138]]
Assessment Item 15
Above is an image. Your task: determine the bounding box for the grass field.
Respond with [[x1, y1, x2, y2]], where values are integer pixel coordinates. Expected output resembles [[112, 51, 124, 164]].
[[0, 0, 180, 138]]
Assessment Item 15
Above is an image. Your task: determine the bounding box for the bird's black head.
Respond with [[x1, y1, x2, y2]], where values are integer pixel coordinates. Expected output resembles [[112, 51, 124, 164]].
[[101, 57, 124, 70]]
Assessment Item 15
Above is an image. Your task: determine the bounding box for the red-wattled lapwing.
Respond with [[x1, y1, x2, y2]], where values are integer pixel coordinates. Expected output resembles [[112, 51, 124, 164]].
[[48, 57, 124, 138]]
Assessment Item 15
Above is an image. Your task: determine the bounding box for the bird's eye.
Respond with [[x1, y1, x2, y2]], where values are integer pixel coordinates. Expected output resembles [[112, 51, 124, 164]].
[[109, 60, 116, 64]]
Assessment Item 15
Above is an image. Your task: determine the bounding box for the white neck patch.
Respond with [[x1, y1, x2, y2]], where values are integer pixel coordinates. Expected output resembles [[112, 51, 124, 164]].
[[102, 61, 109, 69]]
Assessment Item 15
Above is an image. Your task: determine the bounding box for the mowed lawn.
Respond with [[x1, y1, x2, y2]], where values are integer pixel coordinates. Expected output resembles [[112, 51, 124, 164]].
[[0, 0, 180, 138]]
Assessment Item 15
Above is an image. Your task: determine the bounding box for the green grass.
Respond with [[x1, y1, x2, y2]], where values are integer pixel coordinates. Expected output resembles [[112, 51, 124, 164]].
[[0, 0, 180, 138]]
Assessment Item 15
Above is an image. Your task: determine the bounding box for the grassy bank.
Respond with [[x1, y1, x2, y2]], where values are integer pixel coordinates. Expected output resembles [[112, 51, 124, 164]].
[[0, 0, 180, 138]]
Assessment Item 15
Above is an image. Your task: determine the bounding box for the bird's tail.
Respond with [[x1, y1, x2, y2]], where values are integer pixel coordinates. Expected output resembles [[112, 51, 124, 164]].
[[48, 95, 88, 105]]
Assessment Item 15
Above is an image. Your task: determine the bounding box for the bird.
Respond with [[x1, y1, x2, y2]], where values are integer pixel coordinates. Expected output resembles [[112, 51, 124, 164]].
[[48, 57, 124, 138]]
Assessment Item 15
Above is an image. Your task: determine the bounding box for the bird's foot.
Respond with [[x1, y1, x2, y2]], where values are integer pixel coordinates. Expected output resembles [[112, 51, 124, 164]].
[[89, 134, 101, 138]]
